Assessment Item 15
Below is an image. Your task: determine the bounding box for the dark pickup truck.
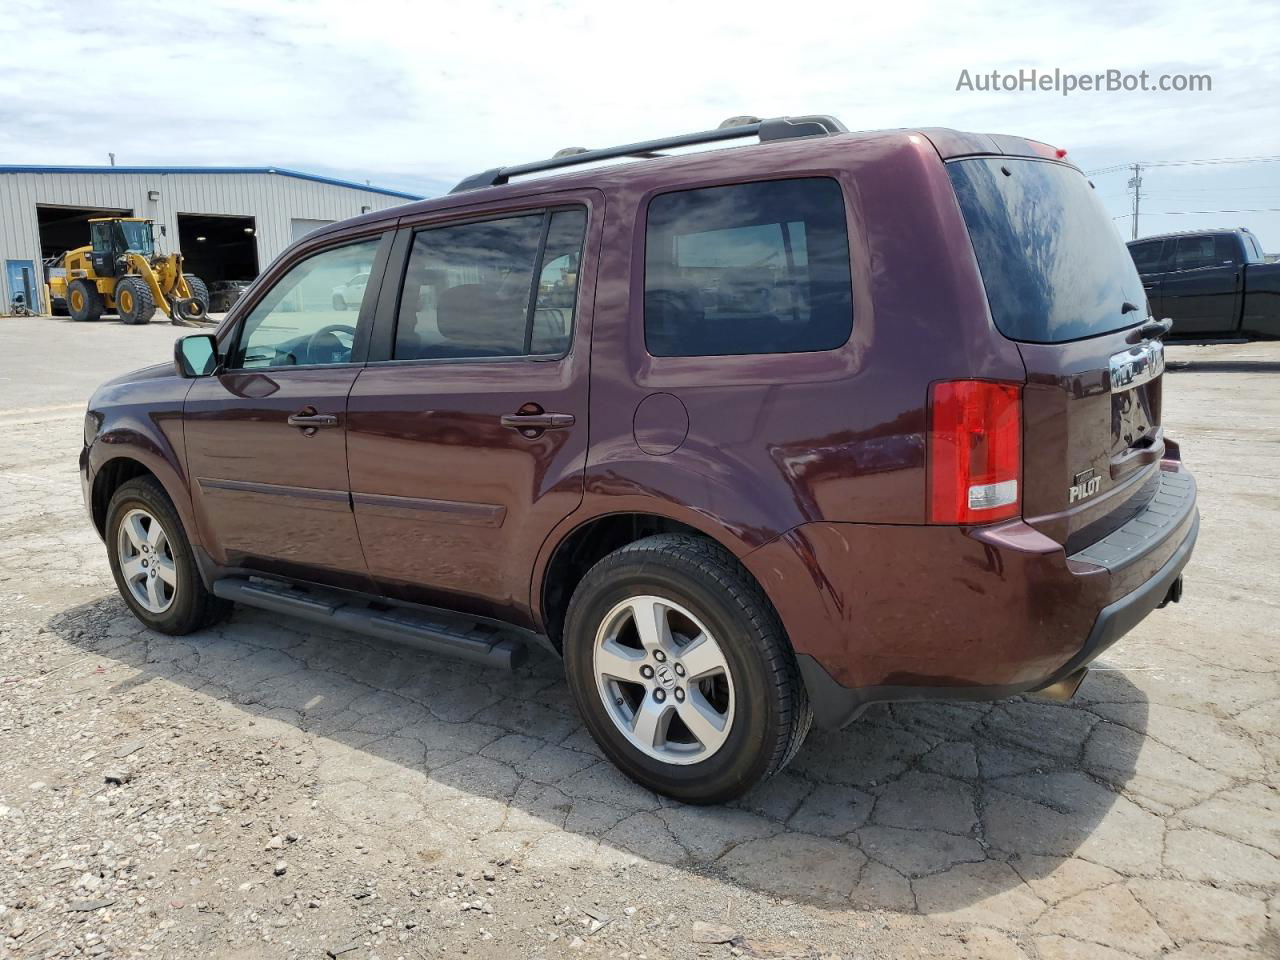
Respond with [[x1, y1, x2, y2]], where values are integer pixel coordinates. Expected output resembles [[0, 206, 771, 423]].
[[1128, 227, 1279, 339]]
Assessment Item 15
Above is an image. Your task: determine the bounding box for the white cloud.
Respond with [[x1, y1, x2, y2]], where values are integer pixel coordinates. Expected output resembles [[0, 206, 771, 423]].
[[1, 0, 1277, 243]]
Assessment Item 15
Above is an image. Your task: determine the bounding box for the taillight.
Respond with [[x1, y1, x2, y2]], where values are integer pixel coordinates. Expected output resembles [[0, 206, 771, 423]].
[[928, 380, 1022, 525]]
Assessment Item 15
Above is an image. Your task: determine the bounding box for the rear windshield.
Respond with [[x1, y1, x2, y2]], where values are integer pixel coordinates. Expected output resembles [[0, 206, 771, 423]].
[[948, 158, 1147, 343]]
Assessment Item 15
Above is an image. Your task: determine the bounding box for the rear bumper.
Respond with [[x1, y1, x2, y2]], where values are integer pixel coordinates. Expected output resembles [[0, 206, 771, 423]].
[[744, 461, 1198, 729]]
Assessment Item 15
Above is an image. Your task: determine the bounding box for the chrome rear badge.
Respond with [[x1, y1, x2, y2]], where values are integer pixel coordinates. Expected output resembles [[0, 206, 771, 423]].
[[1069, 468, 1101, 504], [1110, 338, 1165, 393]]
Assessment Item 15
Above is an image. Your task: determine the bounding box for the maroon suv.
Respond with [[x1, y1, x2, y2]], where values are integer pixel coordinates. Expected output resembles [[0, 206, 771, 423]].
[[82, 116, 1198, 802]]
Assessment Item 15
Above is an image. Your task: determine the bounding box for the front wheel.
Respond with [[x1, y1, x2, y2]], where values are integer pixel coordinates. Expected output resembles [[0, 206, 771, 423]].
[[105, 477, 230, 634], [563, 534, 811, 803]]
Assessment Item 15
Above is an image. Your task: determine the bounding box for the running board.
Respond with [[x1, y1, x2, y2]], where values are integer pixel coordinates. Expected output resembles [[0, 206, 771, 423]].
[[211, 577, 527, 670]]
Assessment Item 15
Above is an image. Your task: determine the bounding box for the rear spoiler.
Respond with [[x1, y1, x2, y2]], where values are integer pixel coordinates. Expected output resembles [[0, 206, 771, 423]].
[[919, 128, 1072, 164]]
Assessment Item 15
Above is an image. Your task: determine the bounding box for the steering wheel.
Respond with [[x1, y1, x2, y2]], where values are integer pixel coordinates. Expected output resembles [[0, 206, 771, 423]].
[[305, 324, 357, 363]]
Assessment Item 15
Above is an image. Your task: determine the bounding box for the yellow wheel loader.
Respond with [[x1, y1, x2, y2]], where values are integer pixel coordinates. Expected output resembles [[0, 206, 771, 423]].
[[48, 218, 209, 325]]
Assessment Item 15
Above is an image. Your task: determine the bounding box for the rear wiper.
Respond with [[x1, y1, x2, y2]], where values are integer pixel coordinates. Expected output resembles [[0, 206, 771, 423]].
[[1126, 317, 1173, 343]]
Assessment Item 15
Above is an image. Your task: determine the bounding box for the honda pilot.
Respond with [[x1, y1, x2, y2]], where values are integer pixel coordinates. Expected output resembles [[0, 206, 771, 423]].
[[81, 116, 1198, 802]]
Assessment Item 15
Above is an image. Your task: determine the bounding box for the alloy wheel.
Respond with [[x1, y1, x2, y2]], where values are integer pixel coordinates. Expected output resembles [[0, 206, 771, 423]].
[[592, 595, 735, 765], [116, 508, 177, 614]]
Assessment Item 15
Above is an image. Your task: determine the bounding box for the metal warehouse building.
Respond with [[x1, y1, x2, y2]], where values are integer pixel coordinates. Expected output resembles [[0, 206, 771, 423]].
[[0, 166, 420, 314]]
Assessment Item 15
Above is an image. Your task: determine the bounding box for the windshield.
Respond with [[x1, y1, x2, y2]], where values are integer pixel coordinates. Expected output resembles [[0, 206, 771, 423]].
[[118, 220, 154, 255], [948, 158, 1146, 343]]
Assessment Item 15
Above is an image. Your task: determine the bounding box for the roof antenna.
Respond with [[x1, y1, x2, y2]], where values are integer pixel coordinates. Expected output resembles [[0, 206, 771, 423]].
[[108, 153, 116, 167]]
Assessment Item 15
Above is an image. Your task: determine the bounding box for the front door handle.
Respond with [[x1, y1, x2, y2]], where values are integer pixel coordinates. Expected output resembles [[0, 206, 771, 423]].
[[287, 409, 339, 429], [500, 412, 576, 430]]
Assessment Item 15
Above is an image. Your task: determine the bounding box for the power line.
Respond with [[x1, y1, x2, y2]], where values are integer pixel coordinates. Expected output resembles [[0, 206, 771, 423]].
[[1140, 207, 1280, 216], [1092, 154, 1280, 237], [1087, 155, 1280, 176], [1140, 183, 1280, 193]]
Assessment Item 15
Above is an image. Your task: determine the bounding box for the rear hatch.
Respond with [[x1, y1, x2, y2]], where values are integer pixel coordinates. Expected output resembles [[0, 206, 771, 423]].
[[947, 155, 1166, 548]]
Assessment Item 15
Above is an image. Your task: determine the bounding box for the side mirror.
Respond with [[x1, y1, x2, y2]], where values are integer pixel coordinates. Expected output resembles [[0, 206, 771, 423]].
[[175, 334, 220, 378]]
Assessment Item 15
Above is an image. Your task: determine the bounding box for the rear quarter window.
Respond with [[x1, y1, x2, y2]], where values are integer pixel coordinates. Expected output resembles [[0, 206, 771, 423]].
[[644, 177, 853, 357], [1171, 234, 1238, 271]]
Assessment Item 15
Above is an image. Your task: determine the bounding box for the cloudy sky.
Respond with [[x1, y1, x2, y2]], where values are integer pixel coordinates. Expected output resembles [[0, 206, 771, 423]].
[[2, 0, 1278, 246]]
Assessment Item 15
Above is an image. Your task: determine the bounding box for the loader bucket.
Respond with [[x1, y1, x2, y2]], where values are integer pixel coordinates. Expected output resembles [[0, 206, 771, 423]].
[[171, 297, 208, 324]]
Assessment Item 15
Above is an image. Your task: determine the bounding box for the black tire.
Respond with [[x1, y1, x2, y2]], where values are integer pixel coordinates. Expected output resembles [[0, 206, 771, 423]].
[[184, 275, 210, 311], [563, 534, 811, 804], [115, 276, 156, 325], [105, 476, 230, 635], [332, 293, 346, 311], [67, 279, 105, 322]]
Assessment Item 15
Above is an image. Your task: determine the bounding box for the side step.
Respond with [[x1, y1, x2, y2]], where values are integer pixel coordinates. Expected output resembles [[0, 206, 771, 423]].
[[212, 578, 528, 670]]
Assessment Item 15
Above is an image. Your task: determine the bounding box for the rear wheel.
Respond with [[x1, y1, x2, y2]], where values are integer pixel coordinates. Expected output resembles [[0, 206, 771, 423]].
[[105, 477, 230, 634], [115, 276, 156, 325], [563, 534, 811, 803], [67, 279, 104, 322]]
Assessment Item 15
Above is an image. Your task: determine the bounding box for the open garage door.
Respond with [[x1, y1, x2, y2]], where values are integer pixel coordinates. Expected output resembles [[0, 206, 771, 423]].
[[176, 213, 259, 285], [38, 203, 131, 259], [38, 204, 132, 314]]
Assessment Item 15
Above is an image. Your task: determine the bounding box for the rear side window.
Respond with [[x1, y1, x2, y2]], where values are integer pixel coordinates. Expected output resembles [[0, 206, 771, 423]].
[[644, 178, 853, 357], [1128, 239, 1165, 273], [394, 208, 586, 360], [1171, 234, 1236, 271], [948, 158, 1147, 343]]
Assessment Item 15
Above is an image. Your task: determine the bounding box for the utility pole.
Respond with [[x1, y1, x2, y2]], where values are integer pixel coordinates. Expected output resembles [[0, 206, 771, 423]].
[[1127, 163, 1142, 240]]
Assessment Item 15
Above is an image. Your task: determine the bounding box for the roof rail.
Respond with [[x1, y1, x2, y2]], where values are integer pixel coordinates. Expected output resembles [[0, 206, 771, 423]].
[[449, 114, 848, 194]]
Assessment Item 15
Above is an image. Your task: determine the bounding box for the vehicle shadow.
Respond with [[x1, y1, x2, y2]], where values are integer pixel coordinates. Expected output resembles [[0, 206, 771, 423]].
[[52, 596, 1149, 913]]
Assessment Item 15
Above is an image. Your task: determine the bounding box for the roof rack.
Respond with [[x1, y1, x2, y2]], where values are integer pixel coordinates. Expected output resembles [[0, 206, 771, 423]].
[[449, 114, 848, 194]]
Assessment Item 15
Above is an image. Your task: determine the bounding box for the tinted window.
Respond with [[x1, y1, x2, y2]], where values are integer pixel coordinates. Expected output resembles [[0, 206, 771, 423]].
[[1172, 234, 1236, 271], [531, 210, 587, 355], [232, 238, 381, 368], [644, 178, 853, 357], [394, 209, 586, 361], [1128, 240, 1165, 273], [948, 158, 1146, 343]]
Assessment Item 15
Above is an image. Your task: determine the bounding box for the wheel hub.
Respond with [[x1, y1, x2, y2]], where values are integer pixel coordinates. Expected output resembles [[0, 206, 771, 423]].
[[592, 595, 735, 765], [116, 507, 177, 615]]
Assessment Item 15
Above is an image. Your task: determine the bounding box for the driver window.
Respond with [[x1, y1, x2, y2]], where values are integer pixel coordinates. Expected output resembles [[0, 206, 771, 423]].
[[232, 238, 381, 368]]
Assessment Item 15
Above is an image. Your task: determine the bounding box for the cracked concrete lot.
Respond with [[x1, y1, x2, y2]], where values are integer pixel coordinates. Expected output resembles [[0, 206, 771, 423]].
[[1, 317, 1277, 959]]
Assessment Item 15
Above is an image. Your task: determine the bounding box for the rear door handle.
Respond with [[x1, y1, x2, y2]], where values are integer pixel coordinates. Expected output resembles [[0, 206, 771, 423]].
[[500, 413, 575, 430]]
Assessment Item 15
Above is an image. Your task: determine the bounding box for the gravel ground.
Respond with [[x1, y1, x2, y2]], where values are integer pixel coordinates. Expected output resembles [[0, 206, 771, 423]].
[[1, 317, 1277, 959]]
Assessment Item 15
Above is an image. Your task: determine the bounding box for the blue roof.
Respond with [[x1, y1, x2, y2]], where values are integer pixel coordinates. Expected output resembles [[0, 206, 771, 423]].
[[0, 164, 422, 200]]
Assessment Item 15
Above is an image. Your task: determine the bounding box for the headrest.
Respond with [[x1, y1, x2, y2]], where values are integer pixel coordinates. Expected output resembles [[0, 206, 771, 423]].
[[436, 283, 525, 351]]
